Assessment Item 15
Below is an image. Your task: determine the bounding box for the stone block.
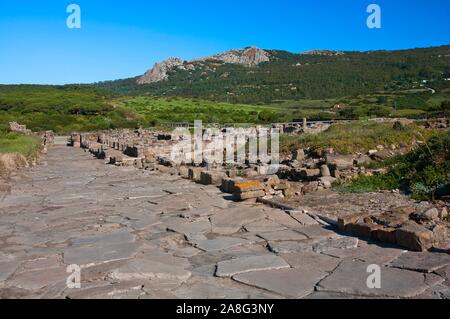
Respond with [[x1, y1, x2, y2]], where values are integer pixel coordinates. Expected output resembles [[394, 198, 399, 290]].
[[200, 171, 226, 186], [235, 190, 266, 201], [395, 221, 435, 252], [188, 168, 203, 182], [234, 181, 265, 193]]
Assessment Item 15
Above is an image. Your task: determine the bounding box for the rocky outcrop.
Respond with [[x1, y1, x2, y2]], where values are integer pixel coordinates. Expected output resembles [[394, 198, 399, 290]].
[[194, 46, 270, 66], [8, 122, 32, 135], [137, 58, 185, 84], [136, 47, 271, 84]]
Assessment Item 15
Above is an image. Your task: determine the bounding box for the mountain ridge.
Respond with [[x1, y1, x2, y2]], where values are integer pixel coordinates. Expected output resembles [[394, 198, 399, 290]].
[[97, 44, 450, 103]]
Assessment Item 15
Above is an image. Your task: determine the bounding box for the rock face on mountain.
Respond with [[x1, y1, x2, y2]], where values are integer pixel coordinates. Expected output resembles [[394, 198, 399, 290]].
[[137, 47, 271, 84], [137, 58, 185, 84], [195, 46, 271, 66]]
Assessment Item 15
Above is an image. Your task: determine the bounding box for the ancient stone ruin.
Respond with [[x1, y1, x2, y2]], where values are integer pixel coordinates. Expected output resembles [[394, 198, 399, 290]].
[[69, 127, 449, 252]]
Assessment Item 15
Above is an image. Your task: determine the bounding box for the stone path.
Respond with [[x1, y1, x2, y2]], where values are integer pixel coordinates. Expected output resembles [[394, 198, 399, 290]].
[[0, 138, 449, 299]]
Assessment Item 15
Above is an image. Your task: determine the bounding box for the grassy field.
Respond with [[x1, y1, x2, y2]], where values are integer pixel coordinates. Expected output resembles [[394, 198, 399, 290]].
[[0, 132, 42, 158], [117, 96, 292, 125], [280, 121, 438, 154]]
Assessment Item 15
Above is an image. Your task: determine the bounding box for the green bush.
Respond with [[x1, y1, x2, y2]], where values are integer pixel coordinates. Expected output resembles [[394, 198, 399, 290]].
[[337, 131, 450, 200]]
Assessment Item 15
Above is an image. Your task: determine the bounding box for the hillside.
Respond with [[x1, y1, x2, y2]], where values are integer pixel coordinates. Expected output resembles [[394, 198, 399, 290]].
[[96, 45, 450, 103]]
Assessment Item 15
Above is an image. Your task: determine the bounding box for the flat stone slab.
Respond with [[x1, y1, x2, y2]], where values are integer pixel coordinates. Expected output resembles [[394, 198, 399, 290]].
[[296, 225, 338, 239], [257, 230, 308, 242], [243, 220, 287, 233], [167, 220, 211, 236], [317, 260, 444, 298], [215, 255, 290, 277], [265, 209, 301, 228], [63, 242, 141, 266], [233, 268, 326, 298], [70, 230, 136, 247], [279, 252, 340, 272], [324, 243, 405, 265], [288, 212, 319, 226], [109, 259, 191, 282], [7, 267, 67, 291], [192, 237, 249, 252], [210, 207, 264, 235], [389, 252, 450, 273], [269, 236, 359, 254]]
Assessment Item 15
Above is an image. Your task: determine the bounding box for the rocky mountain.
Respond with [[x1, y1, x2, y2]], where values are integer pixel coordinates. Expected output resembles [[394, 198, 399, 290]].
[[137, 58, 185, 84], [136, 47, 271, 85], [97, 45, 450, 103]]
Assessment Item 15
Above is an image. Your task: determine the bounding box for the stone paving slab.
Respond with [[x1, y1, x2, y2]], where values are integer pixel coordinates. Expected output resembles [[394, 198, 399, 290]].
[[389, 252, 450, 273], [233, 268, 326, 298], [0, 144, 448, 299], [215, 255, 290, 277], [317, 260, 444, 298]]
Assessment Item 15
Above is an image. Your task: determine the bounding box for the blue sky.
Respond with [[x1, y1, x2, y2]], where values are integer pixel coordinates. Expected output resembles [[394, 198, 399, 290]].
[[0, 0, 449, 84]]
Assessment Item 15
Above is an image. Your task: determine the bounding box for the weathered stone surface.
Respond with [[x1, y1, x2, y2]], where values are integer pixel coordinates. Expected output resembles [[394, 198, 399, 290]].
[[167, 220, 211, 236], [192, 237, 249, 252], [243, 219, 286, 233], [346, 222, 383, 239], [216, 255, 289, 277], [288, 212, 319, 226], [7, 267, 67, 291], [337, 213, 369, 230], [210, 207, 263, 234], [63, 242, 141, 266], [395, 221, 435, 251], [269, 236, 359, 254], [109, 259, 191, 282], [235, 190, 266, 200], [317, 260, 444, 298], [279, 252, 340, 272], [324, 244, 405, 265], [3, 133, 449, 299], [0, 257, 20, 282], [389, 252, 450, 273], [297, 225, 338, 239], [233, 268, 325, 298], [257, 230, 308, 242], [200, 171, 226, 186], [234, 181, 265, 193]]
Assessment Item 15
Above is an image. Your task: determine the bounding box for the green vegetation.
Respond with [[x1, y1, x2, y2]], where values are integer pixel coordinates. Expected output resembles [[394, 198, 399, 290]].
[[336, 131, 450, 200], [0, 132, 42, 158], [97, 45, 450, 104], [117, 96, 291, 125], [280, 121, 436, 154], [0, 85, 140, 134]]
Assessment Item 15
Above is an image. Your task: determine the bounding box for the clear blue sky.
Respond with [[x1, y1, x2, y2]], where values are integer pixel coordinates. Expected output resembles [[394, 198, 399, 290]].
[[1, 0, 449, 84]]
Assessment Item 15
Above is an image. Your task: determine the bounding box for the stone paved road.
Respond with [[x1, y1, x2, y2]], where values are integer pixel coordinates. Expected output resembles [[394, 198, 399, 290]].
[[0, 138, 449, 299]]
